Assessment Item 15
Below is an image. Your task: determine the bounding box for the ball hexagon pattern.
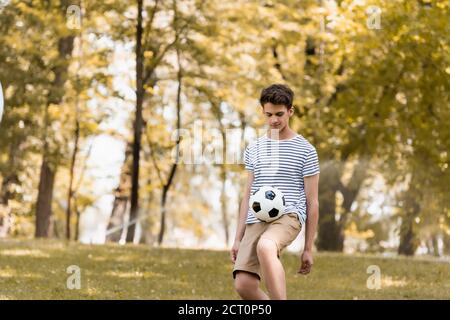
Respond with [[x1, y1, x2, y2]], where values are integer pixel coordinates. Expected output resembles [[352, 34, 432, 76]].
[[249, 186, 286, 222]]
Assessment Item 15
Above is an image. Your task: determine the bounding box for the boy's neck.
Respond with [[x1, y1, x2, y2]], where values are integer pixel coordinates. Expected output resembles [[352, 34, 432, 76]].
[[267, 126, 297, 140]]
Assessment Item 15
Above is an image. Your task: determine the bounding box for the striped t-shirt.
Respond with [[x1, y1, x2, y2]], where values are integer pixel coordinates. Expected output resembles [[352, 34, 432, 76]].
[[244, 133, 320, 225]]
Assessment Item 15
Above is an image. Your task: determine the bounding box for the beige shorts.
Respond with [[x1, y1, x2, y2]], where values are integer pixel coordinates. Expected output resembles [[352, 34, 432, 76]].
[[232, 212, 302, 280]]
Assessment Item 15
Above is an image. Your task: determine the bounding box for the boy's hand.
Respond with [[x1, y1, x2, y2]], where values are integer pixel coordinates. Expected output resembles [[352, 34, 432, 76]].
[[298, 250, 313, 275], [230, 240, 240, 263]]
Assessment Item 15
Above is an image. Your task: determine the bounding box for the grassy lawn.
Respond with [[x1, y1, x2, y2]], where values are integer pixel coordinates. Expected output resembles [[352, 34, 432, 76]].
[[0, 239, 449, 300]]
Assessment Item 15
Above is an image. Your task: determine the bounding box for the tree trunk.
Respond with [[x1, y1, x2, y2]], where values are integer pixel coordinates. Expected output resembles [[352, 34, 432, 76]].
[[66, 119, 79, 240], [35, 9, 75, 238], [106, 142, 132, 242], [35, 159, 56, 237], [158, 163, 179, 245], [398, 194, 420, 256], [397, 172, 421, 256], [157, 39, 182, 246], [127, 0, 145, 243], [107, 194, 129, 242], [158, 186, 168, 245], [316, 183, 343, 251], [398, 217, 417, 255], [218, 120, 230, 247], [220, 166, 229, 247], [207, 98, 232, 248], [74, 197, 80, 241], [235, 112, 247, 204], [443, 232, 450, 256], [316, 158, 366, 252], [139, 182, 154, 245], [334, 158, 368, 247], [316, 160, 344, 251], [66, 29, 83, 241], [432, 235, 440, 257]]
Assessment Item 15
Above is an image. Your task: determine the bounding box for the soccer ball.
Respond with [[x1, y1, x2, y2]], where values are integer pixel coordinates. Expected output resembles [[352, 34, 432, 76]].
[[249, 186, 286, 222]]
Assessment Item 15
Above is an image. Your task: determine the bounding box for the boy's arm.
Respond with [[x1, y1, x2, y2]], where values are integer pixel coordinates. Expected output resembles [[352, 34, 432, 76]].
[[230, 171, 254, 263], [298, 173, 319, 274]]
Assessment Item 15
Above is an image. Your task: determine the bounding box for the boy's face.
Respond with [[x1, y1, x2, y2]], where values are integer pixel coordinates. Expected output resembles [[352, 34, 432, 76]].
[[262, 103, 294, 132]]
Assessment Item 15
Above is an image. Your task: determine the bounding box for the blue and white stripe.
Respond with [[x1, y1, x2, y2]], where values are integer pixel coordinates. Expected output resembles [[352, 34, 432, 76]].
[[244, 134, 320, 225]]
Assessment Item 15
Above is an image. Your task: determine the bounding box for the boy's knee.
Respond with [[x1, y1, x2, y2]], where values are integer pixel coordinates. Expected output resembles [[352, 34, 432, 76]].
[[234, 272, 258, 295], [256, 238, 278, 258]]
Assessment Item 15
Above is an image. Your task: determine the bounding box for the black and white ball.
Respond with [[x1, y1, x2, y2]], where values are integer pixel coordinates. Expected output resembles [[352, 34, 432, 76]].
[[249, 186, 286, 222]]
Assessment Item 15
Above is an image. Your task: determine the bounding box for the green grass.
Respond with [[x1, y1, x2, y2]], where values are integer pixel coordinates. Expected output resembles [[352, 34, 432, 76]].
[[0, 239, 449, 299]]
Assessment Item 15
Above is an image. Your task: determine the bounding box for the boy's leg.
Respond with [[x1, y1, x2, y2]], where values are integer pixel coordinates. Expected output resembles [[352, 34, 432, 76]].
[[234, 271, 269, 300], [257, 213, 302, 300], [256, 238, 286, 299], [232, 222, 269, 300]]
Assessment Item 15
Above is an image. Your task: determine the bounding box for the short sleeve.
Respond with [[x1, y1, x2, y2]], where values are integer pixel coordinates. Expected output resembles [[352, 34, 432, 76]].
[[244, 146, 254, 171], [303, 147, 320, 177]]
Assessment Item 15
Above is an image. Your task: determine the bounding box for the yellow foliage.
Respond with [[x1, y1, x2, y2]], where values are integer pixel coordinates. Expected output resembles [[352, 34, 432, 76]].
[[345, 222, 375, 240], [144, 51, 154, 59]]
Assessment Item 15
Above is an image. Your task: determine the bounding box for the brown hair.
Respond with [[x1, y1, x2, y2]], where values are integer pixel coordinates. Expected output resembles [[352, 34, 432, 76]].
[[259, 84, 294, 109]]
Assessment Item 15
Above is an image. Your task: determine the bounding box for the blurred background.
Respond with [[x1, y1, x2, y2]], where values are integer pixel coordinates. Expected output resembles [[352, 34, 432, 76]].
[[0, 0, 449, 260]]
